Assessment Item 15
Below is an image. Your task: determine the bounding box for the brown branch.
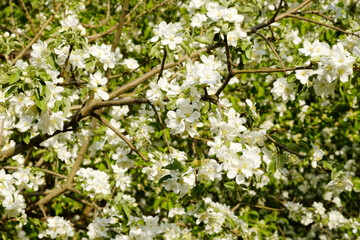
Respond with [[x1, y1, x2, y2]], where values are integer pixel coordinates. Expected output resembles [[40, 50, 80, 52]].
[[0, 166, 67, 179], [108, 41, 223, 100], [9, 0, 15, 29], [266, 134, 307, 158], [94, 113, 148, 162], [66, 137, 91, 187], [82, 0, 111, 28], [297, 10, 335, 23], [109, 58, 151, 79], [35, 128, 92, 207], [278, 225, 287, 239], [232, 65, 313, 75], [215, 35, 234, 97], [158, 49, 167, 81], [255, 31, 287, 73], [150, 104, 171, 153], [0, 25, 31, 40], [59, 44, 74, 78], [105, 0, 130, 85], [0, 119, 4, 151], [111, 0, 130, 52], [247, 0, 313, 34], [11, 2, 63, 65], [87, 0, 172, 42], [286, 14, 360, 37], [18, 0, 36, 35], [92, 97, 150, 110]]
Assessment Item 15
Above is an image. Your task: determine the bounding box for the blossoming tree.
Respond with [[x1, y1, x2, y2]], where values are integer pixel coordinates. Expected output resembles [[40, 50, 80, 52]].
[[0, 0, 359, 239]]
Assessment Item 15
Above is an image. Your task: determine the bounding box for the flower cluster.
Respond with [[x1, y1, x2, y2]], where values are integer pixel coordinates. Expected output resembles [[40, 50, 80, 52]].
[[151, 21, 183, 50], [76, 168, 111, 199], [39, 216, 74, 239]]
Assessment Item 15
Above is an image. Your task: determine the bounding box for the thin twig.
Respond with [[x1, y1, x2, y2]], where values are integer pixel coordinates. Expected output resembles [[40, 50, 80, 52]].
[[297, 10, 335, 23], [111, 0, 130, 52], [0, 166, 67, 179], [158, 49, 167, 81], [0, 119, 4, 151], [109, 58, 151, 79], [232, 65, 313, 75], [18, 0, 36, 35], [59, 44, 74, 78], [11, 2, 63, 65], [278, 225, 286, 239], [287, 13, 360, 37], [9, 0, 15, 29], [215, 35, 234, 97], [87, 0, 172, 42], [94, 113, 148, 162], [82, 0, 111, 28], [150, 104, 171, 153], [255, 31, 287, 73], [266, 134, 307, 158], [0, 25, 31, 40]]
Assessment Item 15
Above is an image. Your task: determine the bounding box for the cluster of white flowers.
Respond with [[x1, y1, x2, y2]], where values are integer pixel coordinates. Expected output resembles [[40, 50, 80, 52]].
[[298, 39, 356, 96], [327, 173, 353, 193], [87, 217, 111, 239], [151, 21, 183, 50], [285, 200, 358, 231], [39, 216, 74, 239], [76, 168, 111, 199], [193, 197, 244, 234], [310, 143, 325, 168], [88, 71, 109, 100], [111, 164, 131, 191], [271, 77, 297, 102], [0, 169, 26, 218], [60, 13, 86, 35], [205, 107, 266, 185]]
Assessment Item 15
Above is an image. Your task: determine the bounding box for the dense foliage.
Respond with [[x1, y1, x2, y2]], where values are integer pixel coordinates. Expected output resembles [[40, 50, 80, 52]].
[[0, 0, 360, 239]]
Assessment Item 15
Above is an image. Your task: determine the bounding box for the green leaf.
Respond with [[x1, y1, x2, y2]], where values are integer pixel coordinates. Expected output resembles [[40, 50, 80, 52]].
[[221, 23, 229, 34], [35, 98, 48, 111], [164, 159, 184, 172], [270, 135, 282, 144], [149, 42, 161, 57], [5, 86, 17, 98], [192, 183, 205, 197], [245, 49, 252, 59], [286, 143, 300, 153], [63, 97, 71, 116], [194, 36, 211, 45], [298, 141, 310, 153], [180, 41, 192, 56], [322, 161, 333, 170], [224, 181, 236, 190], [46, 56, 56, 69], [122, 205, 131, 221], [8, 73, 20, 84], [159, 174, 172, 185], [23, 132, 31, 144], [268, 159, 276, 173], [166, 99, 176, 110], [0, 73, 9, 84]]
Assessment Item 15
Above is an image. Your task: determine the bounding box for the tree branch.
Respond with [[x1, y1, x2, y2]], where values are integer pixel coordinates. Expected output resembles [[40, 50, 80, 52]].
[[286, 13, 360, 37], [93, 113, 148, 162], [11, 2, 63, 65], [18, 0, 36, 35]]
